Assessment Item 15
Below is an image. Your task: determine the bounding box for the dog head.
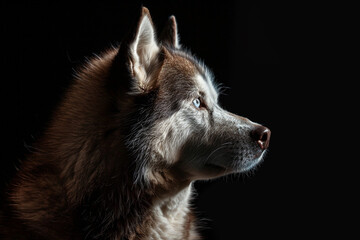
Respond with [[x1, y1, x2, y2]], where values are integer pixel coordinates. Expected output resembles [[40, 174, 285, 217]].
[[114, 8, 271, 185]]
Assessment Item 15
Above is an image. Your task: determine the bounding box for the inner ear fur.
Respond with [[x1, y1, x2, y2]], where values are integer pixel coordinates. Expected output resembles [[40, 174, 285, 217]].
[[128, 7, 160, 91]]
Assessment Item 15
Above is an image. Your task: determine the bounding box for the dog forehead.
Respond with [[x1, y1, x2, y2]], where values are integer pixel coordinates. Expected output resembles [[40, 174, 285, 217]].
[[194, 73, 218, 101], [159, 51, 217, 100], [162, 52, 197, 78]]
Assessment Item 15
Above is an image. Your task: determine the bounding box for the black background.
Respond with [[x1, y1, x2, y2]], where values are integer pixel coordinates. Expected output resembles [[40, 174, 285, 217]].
[[1, 0, 356, 239]]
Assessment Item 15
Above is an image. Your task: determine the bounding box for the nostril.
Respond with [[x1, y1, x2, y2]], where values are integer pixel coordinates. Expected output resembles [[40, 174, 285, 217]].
[[251, 126, 271, 150], [260, 131, 268, 142]]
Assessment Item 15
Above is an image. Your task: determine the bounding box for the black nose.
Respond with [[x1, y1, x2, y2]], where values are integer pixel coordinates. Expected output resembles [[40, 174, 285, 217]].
[[251, 126, 271, 150]]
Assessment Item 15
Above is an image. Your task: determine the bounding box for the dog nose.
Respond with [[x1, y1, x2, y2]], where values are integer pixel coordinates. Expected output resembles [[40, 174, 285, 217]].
[[251, 126, 271, 150]]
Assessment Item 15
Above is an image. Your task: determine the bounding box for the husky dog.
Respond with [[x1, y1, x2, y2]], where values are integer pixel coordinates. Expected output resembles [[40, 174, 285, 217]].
[[0, 7, 270, 240]]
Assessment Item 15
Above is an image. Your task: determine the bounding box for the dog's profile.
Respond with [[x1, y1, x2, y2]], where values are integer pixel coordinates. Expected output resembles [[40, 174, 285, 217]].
[[1, 7, 270, 240]]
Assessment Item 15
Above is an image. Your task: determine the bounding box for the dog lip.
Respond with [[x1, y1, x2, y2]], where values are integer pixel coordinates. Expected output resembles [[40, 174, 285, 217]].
[[254, 151, 263, 159], [205, 163, 226, 171]]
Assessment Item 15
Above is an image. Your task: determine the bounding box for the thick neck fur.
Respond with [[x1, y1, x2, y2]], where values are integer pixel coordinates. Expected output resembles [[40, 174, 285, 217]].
[[78, 176, 194, 239], [149, 186, 194, 240], [55, 49, 196, 239]]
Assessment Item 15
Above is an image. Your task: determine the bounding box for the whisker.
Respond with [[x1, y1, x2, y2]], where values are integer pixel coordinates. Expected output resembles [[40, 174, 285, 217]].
[[205, 142, 232, 162]]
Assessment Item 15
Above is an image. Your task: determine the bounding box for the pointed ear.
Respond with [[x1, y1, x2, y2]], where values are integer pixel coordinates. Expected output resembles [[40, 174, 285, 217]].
[[160, 15, 180, 49], [128, 7, 160, 91]]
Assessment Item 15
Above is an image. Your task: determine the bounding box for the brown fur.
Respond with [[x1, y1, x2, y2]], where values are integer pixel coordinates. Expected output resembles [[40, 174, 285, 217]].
[[1, 9, 200, 240], [1, 7, 269, 240], [1, 49, 197, 240]]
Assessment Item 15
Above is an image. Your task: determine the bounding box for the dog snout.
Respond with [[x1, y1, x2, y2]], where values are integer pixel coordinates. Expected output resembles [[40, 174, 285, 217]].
[[251, 125, 271, 150]]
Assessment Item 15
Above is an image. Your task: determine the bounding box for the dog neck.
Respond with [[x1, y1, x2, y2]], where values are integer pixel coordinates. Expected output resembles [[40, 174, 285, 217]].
[[78, 175, 197, 239], [148, 185, 197, 240]]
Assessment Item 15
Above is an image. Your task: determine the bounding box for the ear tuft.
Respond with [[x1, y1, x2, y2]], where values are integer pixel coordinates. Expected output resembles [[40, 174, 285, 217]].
[[141, 6, 151, 18], [160, 15, 180, 49]]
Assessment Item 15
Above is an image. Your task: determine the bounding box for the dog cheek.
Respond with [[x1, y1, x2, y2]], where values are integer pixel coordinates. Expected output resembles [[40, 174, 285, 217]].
[[151, 113, 195, 165]]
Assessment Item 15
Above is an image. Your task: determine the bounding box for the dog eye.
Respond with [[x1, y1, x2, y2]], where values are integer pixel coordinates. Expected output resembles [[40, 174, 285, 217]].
[[193, 98, 201, 108]]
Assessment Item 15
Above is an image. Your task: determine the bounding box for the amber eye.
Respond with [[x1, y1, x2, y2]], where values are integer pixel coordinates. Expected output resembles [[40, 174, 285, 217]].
[[193, 98, 201, 108]]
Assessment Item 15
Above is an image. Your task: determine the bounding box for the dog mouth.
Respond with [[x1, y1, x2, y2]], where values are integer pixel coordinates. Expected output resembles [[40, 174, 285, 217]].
[[205, 163, 227, 171], [238, 150, 267, 172], [205, 150, 266, 174], [204, 163, 228, 174]]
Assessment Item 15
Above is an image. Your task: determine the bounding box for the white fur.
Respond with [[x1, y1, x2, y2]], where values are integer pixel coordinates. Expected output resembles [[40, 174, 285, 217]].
[[152, 110, 192, 164], [129, 15, 160, 90], [194, 74, 218, 104], [148, 185, 194, 240]]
